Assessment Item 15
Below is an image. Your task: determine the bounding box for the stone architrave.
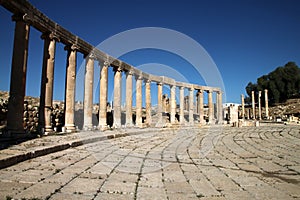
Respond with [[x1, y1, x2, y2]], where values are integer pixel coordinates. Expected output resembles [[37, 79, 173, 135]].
[[98, 62, 108, 129], [39, 32, 58, 134], [170, 85, 176, 124], [241, 94, 245, 120], [83, 54, 94, 130], [264, 89, 269, 119], [208, 90, 214, 123], [251, 91, 255, 119], [7, 14, 30, 134], [189, 88, 194, 125], [64, 44, 78, 132], [125, 71, 133, 127], [258, 91, 262, 120], [145, 79, 152, 126], [135, 75, 143, 127], [179, 86, 185, 124], [156, 82, 164, 127], [113, 67, 122, 128]]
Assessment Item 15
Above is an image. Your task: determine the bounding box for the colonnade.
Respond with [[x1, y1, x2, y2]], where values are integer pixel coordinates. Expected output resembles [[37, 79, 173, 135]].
[[1, 0, 223, 135]]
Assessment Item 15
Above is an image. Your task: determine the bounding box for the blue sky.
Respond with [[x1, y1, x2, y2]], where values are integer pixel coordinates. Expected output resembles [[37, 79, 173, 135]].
[[0, 0, 300, 104]]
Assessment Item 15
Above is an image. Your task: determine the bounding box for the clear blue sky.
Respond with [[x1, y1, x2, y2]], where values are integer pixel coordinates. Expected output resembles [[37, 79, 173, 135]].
[[0, 0, 300, 104]]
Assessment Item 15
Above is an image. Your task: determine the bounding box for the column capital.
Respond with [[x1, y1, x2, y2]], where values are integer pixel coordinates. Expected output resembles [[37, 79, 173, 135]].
[[189, 87, 194, 91], [41, 32, 60, 42], [126, 70, 134, 76], [135, 74, 143, 80], [179, 86, 185, 90], [84, 52, 96, 60], [217, 90, 222, 94], [113, 66, 122, 73], [264, 89, 268, 93], [145, 79, 151, 84], [64, 44, 79, 51], [157, 82, 163, 86], [12, 13, 33, 24]]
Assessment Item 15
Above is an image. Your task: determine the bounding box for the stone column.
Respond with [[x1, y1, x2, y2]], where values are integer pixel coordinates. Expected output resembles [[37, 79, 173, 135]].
[[39, 33, 57, 134], [258, 90, 262, 120], [179, 86, 185, 124], [125, 71, 133, 127], [113, 67, 122, 128], [251, 91, 255, 119], [264, 89, 269, 119], [170, 85, 176, 124], [156, 82, 163, 127], [198, 90, 204, 124], [98, 62, 108, 129], [208, 90, 214, 123], [241, 94, 245, 120], [145, 79, 152, 126], [83, 54, 94, 130], [217, 91, 223, 124], [64, 44, 78, 132], [136, 75, 143, 127], [7, 14, 30, 134], [189, 88, 194, 125]]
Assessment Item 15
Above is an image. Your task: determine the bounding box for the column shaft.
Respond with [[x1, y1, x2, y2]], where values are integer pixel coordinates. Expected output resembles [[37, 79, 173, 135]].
[[258, 91, 262, 120], [251, 91, 255, 119], [83, 55, 94, 130], [170, 85, 176, 124], [241, 94, 245, 120], [189, 88, 194, 125], [145, 80, 152, 126], [113, 67, 122, 128], [264, 89, 269, 119], [136, 76, 143, 127], [198, 90, 204, 124], [64, 45, 77, 132], [217, 91, 223, 124], [7, 16, 30, 134], [208, 90, 213, 123], [125, 71, 133, 127], [179, 87, 184, 124], [98, 63, 108, 128], [39, 33, 57, 134], [156, 83, 163, 127]]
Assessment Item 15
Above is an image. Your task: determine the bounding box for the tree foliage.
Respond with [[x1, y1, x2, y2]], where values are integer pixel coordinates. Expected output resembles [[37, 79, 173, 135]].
[[245, 62, 300, 105]]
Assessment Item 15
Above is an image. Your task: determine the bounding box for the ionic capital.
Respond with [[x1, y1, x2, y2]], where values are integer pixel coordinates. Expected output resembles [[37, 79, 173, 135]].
[[41, 32, 60, 42], [113, 66, 122, 73], [64, 44, 79, 52], [12, 13, 33, 25], [126, 70, 134, 76], [135, 74, 143, 80], [157, 82, 163, 86]]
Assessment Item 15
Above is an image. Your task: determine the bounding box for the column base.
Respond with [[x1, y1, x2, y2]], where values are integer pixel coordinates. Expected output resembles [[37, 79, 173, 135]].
[[98, 124, 108, 131], [64, 125, 76, 133], [83, 124, 93, 131]]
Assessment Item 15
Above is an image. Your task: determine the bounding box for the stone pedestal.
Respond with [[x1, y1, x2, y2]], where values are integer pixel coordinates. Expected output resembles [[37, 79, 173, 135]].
[[64, 44, 77, 132], [83, 54, 94, 130], [125, 71, 133, 127], [113, 67, 122, 128], [98, 63, 108, 129], [7, 15, 30, 134]]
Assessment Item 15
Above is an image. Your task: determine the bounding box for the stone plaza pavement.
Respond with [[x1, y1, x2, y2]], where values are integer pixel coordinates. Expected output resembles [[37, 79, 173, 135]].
[[0, 124, 299, 199]]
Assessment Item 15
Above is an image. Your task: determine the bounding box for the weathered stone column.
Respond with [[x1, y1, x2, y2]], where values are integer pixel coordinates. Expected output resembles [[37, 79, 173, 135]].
[[251, 91, 255, 119], [64, 44, 78, 132], [113, 67, 122, 128], [135, 75, 143, 127], [241, 94, 245, 120], [170, 85, 176, 124], [217, 91, 223, 124], [198, 90, 204, 124], [145, 79, 152, 126], [208, 90, 214, 123], [156, 82, 163, 127], [7, 14, 30, 134], [189, 88, 194, 125], [39, 32, 57, 134], [83, 54, 94, 130], [264, 89, 269, 119], [98, 62, 108, 129], [258, 90, 262, 120], [179, 86, 185, 124], [125, 71, 133, 127]]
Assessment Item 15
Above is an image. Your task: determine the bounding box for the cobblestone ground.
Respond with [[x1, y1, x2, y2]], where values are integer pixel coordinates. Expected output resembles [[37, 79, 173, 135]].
[[0, 125, 299, 199]]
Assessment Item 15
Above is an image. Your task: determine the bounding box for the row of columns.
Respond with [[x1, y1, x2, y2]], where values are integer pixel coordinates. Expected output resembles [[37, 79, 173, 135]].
[[241, 89, 269, 120], [5, 14, 223, 135]]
